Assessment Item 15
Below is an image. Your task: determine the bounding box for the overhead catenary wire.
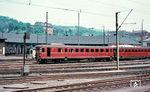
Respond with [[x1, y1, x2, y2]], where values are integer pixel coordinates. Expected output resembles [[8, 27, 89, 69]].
[[86, 0, 130, 10], [118, 9, 133, 30], [1, 0, 150, 31], [0, 0, 112, 17], [1, 0, 150, 20], [128, 0, 150, 7]]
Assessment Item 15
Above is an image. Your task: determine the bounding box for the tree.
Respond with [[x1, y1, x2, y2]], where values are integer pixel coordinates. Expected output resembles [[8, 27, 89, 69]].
[[33, 24, 44, 34]]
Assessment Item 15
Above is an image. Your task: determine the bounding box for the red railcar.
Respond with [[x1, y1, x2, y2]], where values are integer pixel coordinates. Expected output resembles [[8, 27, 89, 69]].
[[35, 45, 114, 63], [119, 47, 150, 59], [35, 45, 150, 63]]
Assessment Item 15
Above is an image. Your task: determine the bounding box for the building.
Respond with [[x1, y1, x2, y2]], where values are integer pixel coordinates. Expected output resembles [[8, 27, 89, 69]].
[[0, 32, 141, 56], [143, 38, 150, 47], [0, 38, 6, 55]]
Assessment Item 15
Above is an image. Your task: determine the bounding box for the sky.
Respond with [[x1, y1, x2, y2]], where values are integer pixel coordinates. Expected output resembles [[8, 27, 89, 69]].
[[0, 0, 150, 31]]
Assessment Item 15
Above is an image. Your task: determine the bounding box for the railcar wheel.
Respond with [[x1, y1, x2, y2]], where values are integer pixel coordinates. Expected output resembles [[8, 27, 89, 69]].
[[38, 59, 47, 64], [56, 60, 61, 63], [77, 59, 80, 63]]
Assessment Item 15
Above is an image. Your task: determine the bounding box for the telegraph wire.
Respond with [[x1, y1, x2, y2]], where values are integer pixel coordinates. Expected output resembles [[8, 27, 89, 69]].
[[128, 0, 150, 7], [1, 0, 150, 29], [30, 2, 112, 17], [1, 0, 112, 18], [86, 0, 130, 11]]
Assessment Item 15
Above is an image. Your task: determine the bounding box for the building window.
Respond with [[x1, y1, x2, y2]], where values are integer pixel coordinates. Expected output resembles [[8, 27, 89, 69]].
[[147, 43, 150, 47]]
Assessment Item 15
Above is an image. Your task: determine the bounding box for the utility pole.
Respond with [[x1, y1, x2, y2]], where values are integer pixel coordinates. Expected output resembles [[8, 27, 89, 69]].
[[29, 0, 31, 5], [141, 19, 144, 47], [107, 29, 109, 45], [103, 26, 105, 45], [22, 32, 30, 76], [37, 34, 38, 44], [45, 12, 48, 44], [23, 33, 26, 72], [115, 9, 133, 70], [116, 12, 119, 70], [77, 10, 81, 45]]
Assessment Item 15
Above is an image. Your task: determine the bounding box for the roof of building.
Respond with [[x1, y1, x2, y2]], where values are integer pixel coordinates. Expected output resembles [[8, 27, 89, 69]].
[[143, 38, 150, 42], [0, 32, 140, 45]]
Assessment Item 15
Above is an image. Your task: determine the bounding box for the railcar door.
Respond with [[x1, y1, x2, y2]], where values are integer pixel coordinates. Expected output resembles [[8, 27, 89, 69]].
[[47, 48, 51, 57]]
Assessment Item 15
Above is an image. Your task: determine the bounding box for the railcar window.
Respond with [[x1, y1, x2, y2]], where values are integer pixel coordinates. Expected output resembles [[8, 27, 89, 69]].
[[86, 49, 89, 52], [58, 48, 62, 52], [128, 49, 131, 52], [75, 48, 79, 52], [106, 49, 109, 52], [100, 49, 104, 52], [81, 49, 84, 52], [42, 48, 45, 52], [138, 49, 140, 52], [65, 48, 67, 52], [91, 49, 94, 52], [95, 49, 99, 52], [70, 49, 73, 52]]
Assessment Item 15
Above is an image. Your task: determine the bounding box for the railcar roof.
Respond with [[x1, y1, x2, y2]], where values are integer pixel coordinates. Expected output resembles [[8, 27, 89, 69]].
[[35, 45, 113, 48], [35, 45, 150, 49]]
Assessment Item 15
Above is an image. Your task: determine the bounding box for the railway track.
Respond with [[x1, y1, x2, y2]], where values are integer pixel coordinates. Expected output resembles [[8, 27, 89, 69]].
[[11, 74, 150, 92], [0, 60, 149, 78], [0, 61, 150, 75], [0, 68, 150, 85], [0, 59, 150, 92], [0, 59, 149, 70], [0, 59, 150, 69]]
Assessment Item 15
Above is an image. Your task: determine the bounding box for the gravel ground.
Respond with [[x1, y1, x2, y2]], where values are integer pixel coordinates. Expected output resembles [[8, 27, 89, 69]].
[[0, 75, 137, 92], [101, 85, 150, 92]]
